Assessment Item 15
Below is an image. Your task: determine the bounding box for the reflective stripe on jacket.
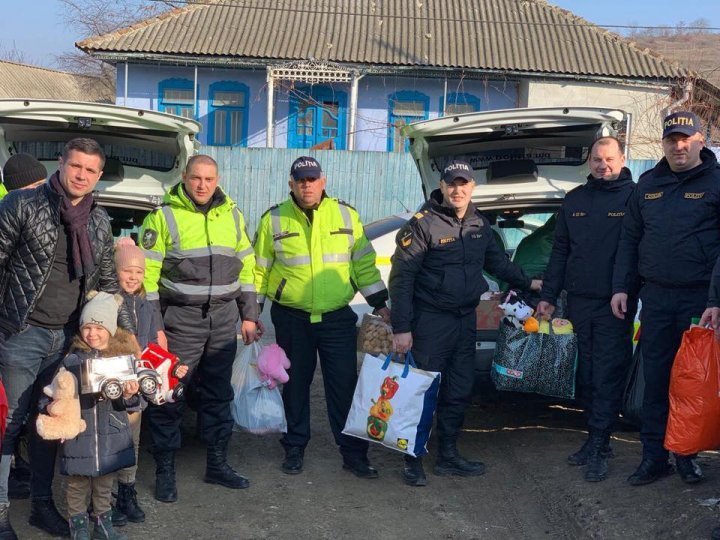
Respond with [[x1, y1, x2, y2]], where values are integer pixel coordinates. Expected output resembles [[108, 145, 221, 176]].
[[140, 183, 258, 321], [253, 195, 386, 322]]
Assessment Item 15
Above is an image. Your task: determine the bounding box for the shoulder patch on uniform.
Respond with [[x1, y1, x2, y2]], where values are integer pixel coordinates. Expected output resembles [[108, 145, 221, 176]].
[[259, 203, 279, 219], [337, 199, 357, 211], [413, 211, 425, 220], [141, 229, 158, 250], [684, 192, 705, 199], [399, 231, 413, 248], [644, 192, 663, 200]]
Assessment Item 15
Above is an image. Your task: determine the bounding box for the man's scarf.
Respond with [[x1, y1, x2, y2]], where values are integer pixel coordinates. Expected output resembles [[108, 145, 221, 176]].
[[49, 172, 96, 280]]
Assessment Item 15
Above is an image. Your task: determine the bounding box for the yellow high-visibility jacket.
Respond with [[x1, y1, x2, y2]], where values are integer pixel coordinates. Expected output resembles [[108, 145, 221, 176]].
[[253, 195, 387, 322], [0, 184, 7, 200], [140, 183, 258, 321]]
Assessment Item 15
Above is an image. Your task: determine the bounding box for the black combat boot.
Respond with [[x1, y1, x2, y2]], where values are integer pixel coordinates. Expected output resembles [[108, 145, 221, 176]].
[[29, 498, 70, 537], [627, 458, 673, 486], [675, 455, 703, 484], [434, 439, 485, 477], [153, 451, 177, 503], [115, 482, 145, 523], [281, 446, 304, 475], [0, 503, 17, 540], [204, 436, 250, 489], [402, 455, 427, 487], [584, 432, 610, 482], [567, 434, 614, 466]]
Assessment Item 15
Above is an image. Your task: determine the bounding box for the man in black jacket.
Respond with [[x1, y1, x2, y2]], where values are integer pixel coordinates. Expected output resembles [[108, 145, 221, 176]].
[[537, 137, 636, 482], [612, 111, 720, 487], [0, 138, 123, 539], [390, 159, 541, 487]]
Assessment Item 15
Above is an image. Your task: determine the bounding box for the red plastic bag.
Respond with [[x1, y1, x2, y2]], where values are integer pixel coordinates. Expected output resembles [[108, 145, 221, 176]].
[[665, 327, 720, 455]]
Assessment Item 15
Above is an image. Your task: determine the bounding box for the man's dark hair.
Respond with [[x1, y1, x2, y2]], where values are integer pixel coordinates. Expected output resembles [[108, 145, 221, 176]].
[[62, 138, 106, 169], [185, 154, 218, 174], [590, 136, 625, 156]]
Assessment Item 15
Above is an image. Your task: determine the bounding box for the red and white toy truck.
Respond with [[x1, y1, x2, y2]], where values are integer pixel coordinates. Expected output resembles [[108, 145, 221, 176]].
[[137, 344, 186, 405]]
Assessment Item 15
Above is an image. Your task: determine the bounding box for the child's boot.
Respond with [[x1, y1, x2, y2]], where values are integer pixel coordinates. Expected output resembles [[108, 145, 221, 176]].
[[91, 510, 127, 540], [116, 482, 145, 523], [69, 513, 90, 540]]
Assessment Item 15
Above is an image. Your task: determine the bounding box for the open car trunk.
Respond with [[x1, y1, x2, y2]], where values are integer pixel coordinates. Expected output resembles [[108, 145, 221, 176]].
[[404, 107, 628, 207], [0, 99, 201, 207], [402, 107, 629, 384]]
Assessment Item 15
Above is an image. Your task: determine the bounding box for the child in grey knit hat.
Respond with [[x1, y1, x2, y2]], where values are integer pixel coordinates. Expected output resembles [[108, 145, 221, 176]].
[[48, 291, 140, 539]]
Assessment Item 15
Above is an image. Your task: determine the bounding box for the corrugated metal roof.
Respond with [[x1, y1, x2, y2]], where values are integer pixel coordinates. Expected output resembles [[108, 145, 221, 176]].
[[0, 61, 113, 102], [78, 0, 687, 80]]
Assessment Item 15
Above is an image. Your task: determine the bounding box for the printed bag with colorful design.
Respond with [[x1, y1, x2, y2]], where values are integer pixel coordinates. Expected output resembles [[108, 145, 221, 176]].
[[342, 352, 440, 457]]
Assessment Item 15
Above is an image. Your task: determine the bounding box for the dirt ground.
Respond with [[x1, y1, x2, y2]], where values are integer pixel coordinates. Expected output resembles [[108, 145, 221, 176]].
[[9, 391, 720, 540], [8, 319, 720, 540]]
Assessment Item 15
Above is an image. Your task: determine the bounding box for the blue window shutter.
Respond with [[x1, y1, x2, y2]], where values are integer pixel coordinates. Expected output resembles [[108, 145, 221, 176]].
[[288, 86, 347, 150], [388, 90, 430, 153], [208, 81, 250, 147], [158, 78, 197, 120]]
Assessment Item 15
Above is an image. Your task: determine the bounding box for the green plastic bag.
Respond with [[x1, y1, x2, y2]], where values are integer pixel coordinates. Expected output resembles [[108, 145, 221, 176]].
[[511, 213, 557, 279]]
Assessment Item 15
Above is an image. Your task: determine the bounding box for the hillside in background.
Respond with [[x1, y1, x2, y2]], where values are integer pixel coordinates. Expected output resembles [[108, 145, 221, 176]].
[[628, 26, 720, 88]]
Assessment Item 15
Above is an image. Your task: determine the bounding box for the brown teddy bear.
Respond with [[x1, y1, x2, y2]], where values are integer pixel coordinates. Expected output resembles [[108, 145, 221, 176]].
[[36, 367, 87, 441]]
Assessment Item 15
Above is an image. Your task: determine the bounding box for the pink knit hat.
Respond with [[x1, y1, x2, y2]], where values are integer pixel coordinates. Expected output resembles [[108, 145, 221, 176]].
[[114, 237, 145, 271]]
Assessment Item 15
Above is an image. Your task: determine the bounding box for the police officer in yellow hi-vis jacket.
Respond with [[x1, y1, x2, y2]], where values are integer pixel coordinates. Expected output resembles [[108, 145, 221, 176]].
[[254, 156, 389, 478], [140, 155, 259, 502]]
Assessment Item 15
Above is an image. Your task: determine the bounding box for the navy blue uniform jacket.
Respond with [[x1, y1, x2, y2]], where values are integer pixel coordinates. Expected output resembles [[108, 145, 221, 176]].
[[389, 190, 531, 333], [613, 148, 720, 295], [541, 168, 635, 303]]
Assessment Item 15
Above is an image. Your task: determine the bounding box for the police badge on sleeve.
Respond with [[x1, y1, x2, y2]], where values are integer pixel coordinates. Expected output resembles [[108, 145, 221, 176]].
[[141, 229, 158, 249]]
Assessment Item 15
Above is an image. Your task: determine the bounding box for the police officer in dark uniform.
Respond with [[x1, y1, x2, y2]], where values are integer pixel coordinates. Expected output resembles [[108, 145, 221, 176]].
[[612, 111, 720, 486], [390, 159, 541, 487], [537, 136, 637, 483]]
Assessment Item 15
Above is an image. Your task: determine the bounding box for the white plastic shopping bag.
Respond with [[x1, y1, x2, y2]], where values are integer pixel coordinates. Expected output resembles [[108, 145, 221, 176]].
[[231, 341, 287, 434], [342, 352, 440, 457]]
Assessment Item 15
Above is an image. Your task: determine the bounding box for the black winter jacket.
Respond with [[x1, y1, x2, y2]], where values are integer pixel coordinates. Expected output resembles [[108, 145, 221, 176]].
[[57, 330, 137, 477], [0, 182, 130, 337], [389, 190, 531, 333], [613, 148, 720, 294], [541, 168, 636, 303]]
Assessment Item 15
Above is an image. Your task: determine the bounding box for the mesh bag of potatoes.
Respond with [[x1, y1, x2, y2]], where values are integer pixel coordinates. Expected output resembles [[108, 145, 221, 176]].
[[357, 313, 393, 356]]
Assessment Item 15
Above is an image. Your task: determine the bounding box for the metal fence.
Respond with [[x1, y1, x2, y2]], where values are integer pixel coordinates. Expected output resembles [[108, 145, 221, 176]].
[[626, 159, 656, 181], [201, 146, 659, 233], [200, 147, 423, 233]]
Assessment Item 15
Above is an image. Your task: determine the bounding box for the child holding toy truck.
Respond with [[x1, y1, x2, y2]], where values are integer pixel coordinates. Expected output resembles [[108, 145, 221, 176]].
[[49, 291, 140, 540]]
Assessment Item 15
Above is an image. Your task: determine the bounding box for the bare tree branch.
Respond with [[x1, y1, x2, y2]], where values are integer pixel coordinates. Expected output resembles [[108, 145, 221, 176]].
[[53, 0, 183, 83]]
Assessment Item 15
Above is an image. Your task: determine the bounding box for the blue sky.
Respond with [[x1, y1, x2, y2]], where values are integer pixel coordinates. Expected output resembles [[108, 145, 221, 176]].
[[1, 0, 718, 69]]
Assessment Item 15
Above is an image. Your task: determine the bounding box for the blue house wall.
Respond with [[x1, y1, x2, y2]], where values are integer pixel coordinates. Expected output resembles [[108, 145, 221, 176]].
[[116, 64, 518, 149]]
